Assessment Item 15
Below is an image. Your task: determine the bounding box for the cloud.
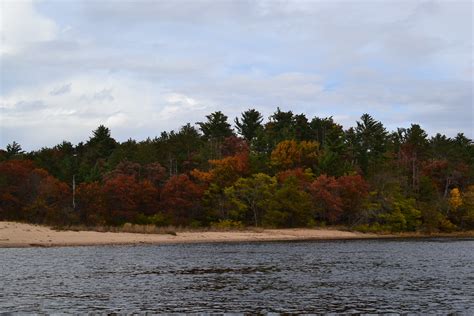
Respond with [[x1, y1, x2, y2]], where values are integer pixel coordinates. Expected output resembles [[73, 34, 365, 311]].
[[0, 99, 47, 113], [0, 75, 215, 149], [0, 0, 57, 55], [0, 0, 472, 150], [49, 83, 71, 96], [14, 100, 47, 111], [80, 88, 114, 102], [105, 112, 128, 127]]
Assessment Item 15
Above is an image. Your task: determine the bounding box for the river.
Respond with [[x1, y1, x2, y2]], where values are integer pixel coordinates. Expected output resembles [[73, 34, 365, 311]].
[[1, 238, 473, 314]]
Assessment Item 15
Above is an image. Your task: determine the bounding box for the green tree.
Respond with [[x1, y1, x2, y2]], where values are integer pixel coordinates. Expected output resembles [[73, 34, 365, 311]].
[[265, 107, 295, 145], [264, 177, 313, 227], [87, 125, 117, 158], [294, 114, 311, 141], [6, 141, 24, 158], [353, 114, 388, 176], [78, 125, 117, 182], [160, 124, 204, 174], [197, 111, 234, 140], [30, 141, 75, 182], [234, 109, 263, 142], [400, 124, 429, 190], [309, 117, 350, 176], [225, 173, 276, 227], [378, 196, 422, 232]]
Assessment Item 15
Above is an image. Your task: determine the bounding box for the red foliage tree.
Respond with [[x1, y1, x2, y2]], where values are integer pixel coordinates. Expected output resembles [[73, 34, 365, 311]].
[[309, 174, 343, 223], [102, 175, 141, 224], [104, 161, 141, 181], [23, 168, 70, 224], [0, 160, 36, 219], [221, 136, 249, 157], [277, 168, 314, 190], [422, 159, 469, 197], [76, 182, 106, 225], [160, 174, 204, 226], [308, 174, 369, 224], [0, 160, 70, 223], [337, 174, 369, 223], [137, 179, 160, 216], [143, 162, 166, 187]]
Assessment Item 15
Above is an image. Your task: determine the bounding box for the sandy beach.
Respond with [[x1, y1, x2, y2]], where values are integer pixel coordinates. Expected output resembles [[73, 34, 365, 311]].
[[0, 221, 382, 248]]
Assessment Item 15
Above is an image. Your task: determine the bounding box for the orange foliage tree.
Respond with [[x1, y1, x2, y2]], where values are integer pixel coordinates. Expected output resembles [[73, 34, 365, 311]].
[[271, 140, 320, 170], [192, 149, 250, 189], [276, 168, 314, 190]]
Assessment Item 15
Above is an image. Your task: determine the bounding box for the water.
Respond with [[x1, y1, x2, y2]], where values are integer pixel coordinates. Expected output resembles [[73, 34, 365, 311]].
[[1, 239, 473, 314]]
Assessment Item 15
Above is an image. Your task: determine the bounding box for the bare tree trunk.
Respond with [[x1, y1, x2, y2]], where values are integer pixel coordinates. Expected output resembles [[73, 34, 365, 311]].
[[444, 177, 451, 198]]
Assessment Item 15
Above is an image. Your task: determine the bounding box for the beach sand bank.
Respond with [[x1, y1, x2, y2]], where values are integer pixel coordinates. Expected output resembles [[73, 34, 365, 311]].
[[0, 221, 382, 248]]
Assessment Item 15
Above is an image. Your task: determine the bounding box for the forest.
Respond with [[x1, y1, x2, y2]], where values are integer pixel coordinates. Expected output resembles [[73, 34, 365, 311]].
[[1, 108, 473, 232]]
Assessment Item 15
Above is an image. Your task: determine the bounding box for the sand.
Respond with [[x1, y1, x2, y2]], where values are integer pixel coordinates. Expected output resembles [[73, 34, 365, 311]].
[[0, 221, 380, 248]]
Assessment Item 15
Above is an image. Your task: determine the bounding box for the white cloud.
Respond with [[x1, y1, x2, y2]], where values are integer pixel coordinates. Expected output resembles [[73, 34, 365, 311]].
[[0, 0, 57, 55], [0, 0, 472, 149], [0, 74, 215, 148]]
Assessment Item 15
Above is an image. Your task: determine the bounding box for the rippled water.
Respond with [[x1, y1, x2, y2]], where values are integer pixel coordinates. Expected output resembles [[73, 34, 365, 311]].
[[1, 239, 473, 314]]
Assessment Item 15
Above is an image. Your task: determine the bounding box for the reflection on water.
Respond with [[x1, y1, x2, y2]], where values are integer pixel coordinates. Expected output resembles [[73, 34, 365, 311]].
[[1, 239, 473, 313]]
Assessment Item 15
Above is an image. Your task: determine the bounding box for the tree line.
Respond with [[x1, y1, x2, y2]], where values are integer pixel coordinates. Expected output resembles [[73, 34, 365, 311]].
[[1, 108, 473, 232]]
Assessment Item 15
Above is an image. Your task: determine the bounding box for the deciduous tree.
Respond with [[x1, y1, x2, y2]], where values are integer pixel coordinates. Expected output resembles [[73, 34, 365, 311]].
[[160, 174, 204, 226], [224, 173, 276, 227], [309, 175, 343, 223]]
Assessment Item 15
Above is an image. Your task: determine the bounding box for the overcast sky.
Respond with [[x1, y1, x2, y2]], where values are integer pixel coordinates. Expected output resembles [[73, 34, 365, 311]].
[[0, 0, 472, 150]]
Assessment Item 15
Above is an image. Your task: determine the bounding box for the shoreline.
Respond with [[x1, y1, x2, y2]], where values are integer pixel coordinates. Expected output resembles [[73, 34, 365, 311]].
[[0, 222, 472, 248]]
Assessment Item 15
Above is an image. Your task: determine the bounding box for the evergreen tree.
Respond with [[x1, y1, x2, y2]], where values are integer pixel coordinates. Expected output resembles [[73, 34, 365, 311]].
[[87, 125, 117, 158], [234, 109, 263, 142], [197, 111, 234, 140], [403, 124, 429, 190], [310, 117, 349, 176], [354, 114, 388, 176], [79, 125, 117, 182], [6, 141, 24, 158], [294, 114, 311, 141], [265, 107, 295, 144]]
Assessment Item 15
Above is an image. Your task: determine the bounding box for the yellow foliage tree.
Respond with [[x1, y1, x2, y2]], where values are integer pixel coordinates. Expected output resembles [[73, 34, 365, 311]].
[[449, 188, 463, 211], [270, 140, 320, 170], [298, 140, 320, 168], [270, 140, 300, 170]]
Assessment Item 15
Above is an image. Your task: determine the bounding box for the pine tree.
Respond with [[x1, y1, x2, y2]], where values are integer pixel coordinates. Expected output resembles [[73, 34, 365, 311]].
[[234, 109, 263, 142], [197, 111, 234, 140]]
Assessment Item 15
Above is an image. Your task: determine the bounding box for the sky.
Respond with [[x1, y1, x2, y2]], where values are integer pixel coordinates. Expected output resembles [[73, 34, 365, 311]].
[[0, 0, 473, 151]]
